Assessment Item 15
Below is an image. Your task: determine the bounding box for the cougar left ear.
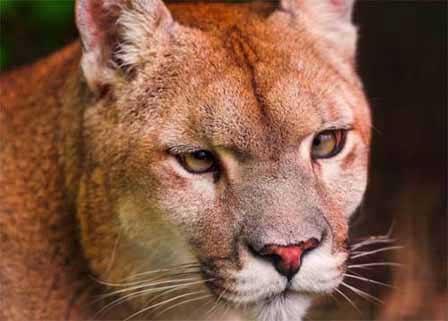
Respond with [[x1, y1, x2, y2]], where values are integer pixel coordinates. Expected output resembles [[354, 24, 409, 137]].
[[280, 0, 357, 57], [76, 0, 173, 95]]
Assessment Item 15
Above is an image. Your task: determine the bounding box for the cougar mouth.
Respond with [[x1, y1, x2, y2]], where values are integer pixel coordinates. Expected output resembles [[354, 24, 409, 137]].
[[199, 249, 348, 309], [203, 270, 307, 308]]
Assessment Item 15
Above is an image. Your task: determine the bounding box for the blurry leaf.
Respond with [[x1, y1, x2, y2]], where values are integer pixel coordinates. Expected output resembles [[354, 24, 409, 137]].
[[31, 0, 74, 26], [0, 44, 10, 70], [0, 0, 15, 16]]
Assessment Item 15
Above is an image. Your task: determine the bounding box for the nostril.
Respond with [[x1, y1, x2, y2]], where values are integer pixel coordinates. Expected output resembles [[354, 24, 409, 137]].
[[256, 238, 320, 280], [303, 237, 320, 252]]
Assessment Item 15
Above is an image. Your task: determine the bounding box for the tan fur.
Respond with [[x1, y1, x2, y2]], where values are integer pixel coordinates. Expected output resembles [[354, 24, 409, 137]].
[[0, 1, 371, 320]]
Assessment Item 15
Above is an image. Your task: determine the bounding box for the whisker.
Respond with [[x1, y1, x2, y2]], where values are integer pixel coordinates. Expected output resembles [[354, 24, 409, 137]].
[[99, 266, 201, 288], [141, 282, 193, 308], [99, 277, 202, 298], [206, 287, 227, 317], [222, 299, 232, 319], [386, 219, 396, 238], [154, 293, 212, 317], [334, 288, 360, 313], [351, 220, 396, 250], [350, 246, 403, 259], [151, 290, 208, 314], [344, 273, 393, 288], [104, 271, 202, 290], [123, 290, 208, 321], [350, 238, 395, 251], [140, 276, 213, 310], [103, 232, 122, 278], [128, 263, 201, 280], [96, 278, 207, 316], [341, 282, 383, 305], [345, 269, 366, 278], [348, 262, 403, 269], [95, 289, 147, 318]]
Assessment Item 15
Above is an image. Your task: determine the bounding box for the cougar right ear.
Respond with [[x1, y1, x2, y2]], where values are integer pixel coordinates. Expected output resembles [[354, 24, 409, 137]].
[[280, 0, 357, 58], [76, 0, 173, 95]]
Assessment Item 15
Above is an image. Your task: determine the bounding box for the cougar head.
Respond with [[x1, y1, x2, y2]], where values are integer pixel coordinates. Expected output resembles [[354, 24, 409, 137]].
[[75, 0, 371, 320]]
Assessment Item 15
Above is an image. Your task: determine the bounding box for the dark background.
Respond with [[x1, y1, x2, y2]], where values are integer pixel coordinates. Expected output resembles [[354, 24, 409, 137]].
[[1, 1, 446, 320]]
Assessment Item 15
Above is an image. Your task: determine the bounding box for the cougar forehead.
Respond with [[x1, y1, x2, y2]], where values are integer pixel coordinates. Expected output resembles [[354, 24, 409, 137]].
[[120, 5, 370, 158]]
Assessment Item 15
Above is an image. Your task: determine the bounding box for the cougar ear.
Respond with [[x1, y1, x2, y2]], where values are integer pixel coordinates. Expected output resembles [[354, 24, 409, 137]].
[[280, 0, 357, 57], [76, 0, 173, 95]]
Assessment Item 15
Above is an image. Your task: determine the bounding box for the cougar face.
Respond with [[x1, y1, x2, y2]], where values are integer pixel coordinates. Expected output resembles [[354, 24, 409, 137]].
[[76, 1, 371, 320]]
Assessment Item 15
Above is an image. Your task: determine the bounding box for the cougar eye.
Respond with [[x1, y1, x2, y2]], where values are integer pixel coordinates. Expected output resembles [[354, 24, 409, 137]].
[[177, 150, 217, 174], [311, 130, 347, 159]]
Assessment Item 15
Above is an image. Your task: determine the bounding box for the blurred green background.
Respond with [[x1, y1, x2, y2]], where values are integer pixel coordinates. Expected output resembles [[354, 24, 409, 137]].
[[0, 0, 78, 71], [0, 0, 257, 71]]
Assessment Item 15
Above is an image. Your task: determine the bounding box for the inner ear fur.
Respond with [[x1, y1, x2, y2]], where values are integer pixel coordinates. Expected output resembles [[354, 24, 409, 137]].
[[75, 0, 173, 95], [280, 0, 358, 57]]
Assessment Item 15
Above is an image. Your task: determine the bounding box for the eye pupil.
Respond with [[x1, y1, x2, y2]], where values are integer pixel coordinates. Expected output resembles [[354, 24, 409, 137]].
[[192, 150, 210, 160], [312, 136, 322, 146]]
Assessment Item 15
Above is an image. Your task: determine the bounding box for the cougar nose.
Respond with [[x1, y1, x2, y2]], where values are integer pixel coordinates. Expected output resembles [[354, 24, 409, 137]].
[[258, 238, 320, 280]]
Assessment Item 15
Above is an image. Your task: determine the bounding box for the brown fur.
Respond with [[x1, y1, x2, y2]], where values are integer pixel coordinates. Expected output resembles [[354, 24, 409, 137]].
[[0, 1, 371, 320], [0, 44, 93, 320]]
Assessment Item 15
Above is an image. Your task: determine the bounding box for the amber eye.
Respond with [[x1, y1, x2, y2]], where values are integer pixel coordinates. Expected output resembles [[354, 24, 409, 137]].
[[311, 130, 347, 159], [177, 150, 217, 174]]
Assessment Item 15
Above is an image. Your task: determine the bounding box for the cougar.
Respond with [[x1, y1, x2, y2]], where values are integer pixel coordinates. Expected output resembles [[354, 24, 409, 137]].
[[0, 0, 371, 320]]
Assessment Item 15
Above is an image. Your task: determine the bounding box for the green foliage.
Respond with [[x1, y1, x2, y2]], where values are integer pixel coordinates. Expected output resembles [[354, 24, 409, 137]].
[[0, 0, 15, 15], [0, 0, 253, 71], [0, 0, 77, 71], [29, 0, 74, 26], [0, 44, 10, 71]]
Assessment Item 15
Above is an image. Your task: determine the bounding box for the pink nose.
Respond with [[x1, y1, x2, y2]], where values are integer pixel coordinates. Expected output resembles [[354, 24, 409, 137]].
[[259, 238, 320, 279]]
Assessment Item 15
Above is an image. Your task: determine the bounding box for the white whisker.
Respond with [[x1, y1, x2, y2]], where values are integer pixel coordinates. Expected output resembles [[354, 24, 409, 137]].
[[344, 273, 393, 288], [129, 263, 201, 280], [141, 282, 194, 307], [99, 277, 201, 298], [348, 262, 403, 269], [117, 270, 201, 288], [350, 238, 395, 251], [341, 282, 383, 304], [103, 232, 122, 278], [335, 288, 360, 313], [142, 277, 214, 307], [206, 288, 226, 317], [154, 293, 212, 317], [96, 279, 203, 316], [350, 246, 403, 259], [123, 290, 208, 321], [99, 267, 201, 288]]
